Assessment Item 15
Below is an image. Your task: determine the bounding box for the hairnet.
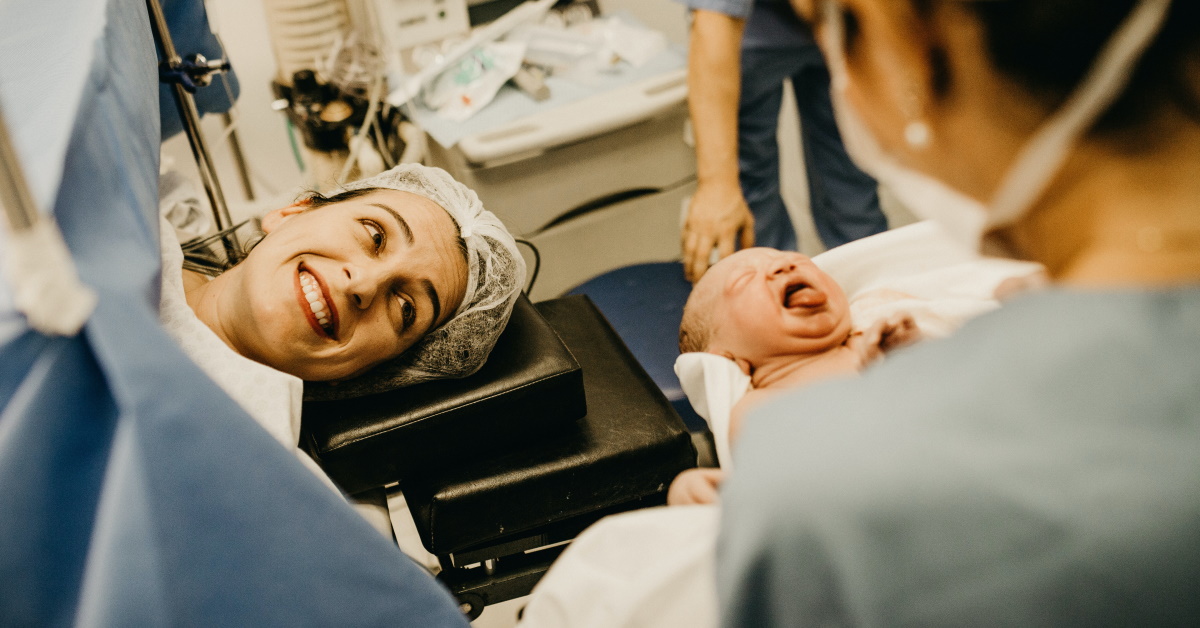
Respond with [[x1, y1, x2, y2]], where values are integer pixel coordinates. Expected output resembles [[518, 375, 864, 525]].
[[305, 164, 526, 400]]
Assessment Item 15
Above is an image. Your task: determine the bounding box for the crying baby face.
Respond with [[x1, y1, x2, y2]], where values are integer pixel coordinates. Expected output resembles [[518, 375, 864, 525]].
[[683, 248, 852, 366]]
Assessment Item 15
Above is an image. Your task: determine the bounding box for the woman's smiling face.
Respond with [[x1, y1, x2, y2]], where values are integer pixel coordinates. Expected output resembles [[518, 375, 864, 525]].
[[219, 189, 468, 381]]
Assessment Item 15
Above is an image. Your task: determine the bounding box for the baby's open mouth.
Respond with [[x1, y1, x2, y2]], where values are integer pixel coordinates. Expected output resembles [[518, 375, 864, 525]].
[[299, 269, 336, 338], [784, 282, 825, 308]]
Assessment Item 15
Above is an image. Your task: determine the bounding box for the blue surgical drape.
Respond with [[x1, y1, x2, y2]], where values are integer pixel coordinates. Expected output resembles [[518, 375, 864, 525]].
[[0, 1, 467, 625]]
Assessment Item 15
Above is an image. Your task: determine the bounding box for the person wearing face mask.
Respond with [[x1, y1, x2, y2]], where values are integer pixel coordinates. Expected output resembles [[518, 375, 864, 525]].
[[679, 0, 889, 284], [161, 163, 524, 459], [719, 1, 1200, 625]]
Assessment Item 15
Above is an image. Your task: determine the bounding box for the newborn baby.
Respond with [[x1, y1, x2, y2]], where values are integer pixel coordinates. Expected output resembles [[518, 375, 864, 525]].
[[670, 247, 920, 504]]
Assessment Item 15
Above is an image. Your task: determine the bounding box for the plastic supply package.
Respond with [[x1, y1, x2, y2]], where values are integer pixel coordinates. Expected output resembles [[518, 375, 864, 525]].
[[506, 12, 668, 86], [583, 15, 668, 69], [387, 0, 557, 107], [420, 41, 527, 122], [159, 168, 211, 242], [505, 23, 597, 71], [404, 6, 685, 146]]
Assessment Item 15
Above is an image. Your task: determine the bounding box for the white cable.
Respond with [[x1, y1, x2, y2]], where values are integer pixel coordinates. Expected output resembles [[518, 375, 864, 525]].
[[336, 67, 384, 184]]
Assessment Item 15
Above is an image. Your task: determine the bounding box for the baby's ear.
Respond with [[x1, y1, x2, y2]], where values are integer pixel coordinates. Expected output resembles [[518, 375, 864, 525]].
[[261, 202, 308, 233]]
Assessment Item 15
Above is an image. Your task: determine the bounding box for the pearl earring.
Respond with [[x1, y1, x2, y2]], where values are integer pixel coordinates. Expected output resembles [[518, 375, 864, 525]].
[[901, 81, 931, 149], [905, 120, 931, 149]]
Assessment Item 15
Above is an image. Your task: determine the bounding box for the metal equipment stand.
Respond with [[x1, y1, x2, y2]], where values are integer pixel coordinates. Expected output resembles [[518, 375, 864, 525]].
[[145, 0, 242, 261], [0, 104, 37, 235]]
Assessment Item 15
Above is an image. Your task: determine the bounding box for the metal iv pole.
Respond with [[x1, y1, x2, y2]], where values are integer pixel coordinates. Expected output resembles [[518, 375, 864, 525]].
[[145, 0, 242, 262]]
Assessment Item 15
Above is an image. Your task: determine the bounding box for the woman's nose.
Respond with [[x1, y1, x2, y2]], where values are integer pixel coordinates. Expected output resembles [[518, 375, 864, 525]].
[[344, 265, 381, 309]]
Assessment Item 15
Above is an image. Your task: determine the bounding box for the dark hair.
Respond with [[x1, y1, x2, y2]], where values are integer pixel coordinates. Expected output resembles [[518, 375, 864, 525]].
[[298, 186, 380, 209], [916, 1, 1200, 140]]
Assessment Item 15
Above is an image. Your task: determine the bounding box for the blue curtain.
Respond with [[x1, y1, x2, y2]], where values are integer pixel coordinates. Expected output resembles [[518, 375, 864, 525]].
[[0, 1, 467, 625]]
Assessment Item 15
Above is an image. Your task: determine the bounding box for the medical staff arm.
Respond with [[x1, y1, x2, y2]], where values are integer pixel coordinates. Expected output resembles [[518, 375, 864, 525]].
[[682, 9, 754, 283]]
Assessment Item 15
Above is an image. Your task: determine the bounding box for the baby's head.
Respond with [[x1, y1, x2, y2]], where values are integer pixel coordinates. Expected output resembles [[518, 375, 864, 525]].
[[679, 248, 852, 368]]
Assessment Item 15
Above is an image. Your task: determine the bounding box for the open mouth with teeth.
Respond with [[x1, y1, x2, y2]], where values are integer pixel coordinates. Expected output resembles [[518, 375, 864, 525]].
[[298, 266, 338, 339], [783, 281, 826, 309]]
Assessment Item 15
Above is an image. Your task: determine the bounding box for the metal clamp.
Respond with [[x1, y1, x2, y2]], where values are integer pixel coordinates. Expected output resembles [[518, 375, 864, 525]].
[[160, 53, 231, 93]]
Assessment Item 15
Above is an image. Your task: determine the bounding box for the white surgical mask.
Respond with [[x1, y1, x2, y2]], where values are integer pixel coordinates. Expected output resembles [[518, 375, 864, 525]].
[[821, 0, 1173, 255]]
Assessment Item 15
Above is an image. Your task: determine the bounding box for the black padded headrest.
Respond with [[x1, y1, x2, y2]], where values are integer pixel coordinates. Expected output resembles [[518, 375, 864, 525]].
[[301, 295, 585, 495], [402, 295, 696, 556]]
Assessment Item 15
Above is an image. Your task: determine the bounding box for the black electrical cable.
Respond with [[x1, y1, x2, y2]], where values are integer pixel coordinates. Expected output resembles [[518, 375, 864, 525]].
[[515, 238, 541, 295]]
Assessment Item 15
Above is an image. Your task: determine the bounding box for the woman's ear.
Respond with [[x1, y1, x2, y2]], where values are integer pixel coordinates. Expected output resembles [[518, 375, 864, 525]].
[[261, 203, 308, 234]]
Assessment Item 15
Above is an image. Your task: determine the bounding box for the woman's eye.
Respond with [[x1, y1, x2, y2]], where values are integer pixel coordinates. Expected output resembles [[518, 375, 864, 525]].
[[362, 220, 385, 252], [399, 297, 415, 328]]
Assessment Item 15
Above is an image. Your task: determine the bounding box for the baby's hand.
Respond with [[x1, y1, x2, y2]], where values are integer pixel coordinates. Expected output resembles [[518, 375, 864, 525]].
[[877, 311, 922, 351], [848, 312, 922, 365], [667, 468, 726, 506]]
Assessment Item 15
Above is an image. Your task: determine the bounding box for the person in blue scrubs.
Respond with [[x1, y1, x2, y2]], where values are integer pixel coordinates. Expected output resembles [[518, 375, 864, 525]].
[[719, 0, 1200, 625], [679, 0, 887, 282]]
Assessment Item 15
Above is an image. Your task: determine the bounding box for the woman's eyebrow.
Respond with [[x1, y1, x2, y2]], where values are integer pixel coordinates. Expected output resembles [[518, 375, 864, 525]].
[[369, 202, 414, 244], [422, 279, 441, 333]]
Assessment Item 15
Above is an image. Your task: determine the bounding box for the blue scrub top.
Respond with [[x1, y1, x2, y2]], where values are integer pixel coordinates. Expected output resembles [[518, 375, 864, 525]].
[[720, 286, 1200, 626], [678, 0, 814, 50]]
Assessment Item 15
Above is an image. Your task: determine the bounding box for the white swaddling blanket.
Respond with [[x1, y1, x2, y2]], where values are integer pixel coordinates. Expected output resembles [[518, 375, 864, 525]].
[[519, 222, 1044, 628], [518, 505, 721, 628], [677, 221, 1043, 470]]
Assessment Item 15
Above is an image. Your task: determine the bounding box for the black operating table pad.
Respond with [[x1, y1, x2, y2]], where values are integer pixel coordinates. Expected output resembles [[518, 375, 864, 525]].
[[302, 295, 587, 496], [300, 294, 696, 617]]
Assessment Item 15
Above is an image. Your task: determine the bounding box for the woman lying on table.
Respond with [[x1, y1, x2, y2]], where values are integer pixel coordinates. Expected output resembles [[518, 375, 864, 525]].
[[161, 164, 524, 474]]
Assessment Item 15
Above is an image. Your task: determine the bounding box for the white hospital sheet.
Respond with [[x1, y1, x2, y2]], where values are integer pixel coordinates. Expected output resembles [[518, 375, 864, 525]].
[[518, 505, 720, 628]]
